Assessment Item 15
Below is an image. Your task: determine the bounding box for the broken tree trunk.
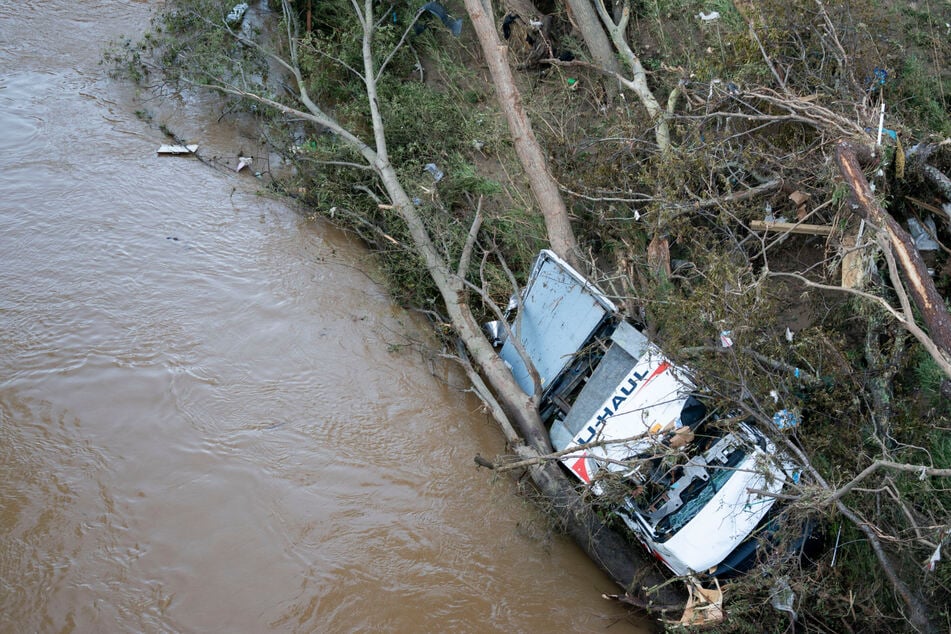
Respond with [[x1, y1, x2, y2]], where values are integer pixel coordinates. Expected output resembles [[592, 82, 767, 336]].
[[835, 140, 951, 363], [463, 0, 581, 270], [515, 450, 687, 611]]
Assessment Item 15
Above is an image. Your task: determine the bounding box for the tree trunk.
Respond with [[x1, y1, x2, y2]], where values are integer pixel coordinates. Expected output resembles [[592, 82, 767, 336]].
[[835, 140, 951, 362], [464, 0, 581, 270], [563, 0, 622, 79]]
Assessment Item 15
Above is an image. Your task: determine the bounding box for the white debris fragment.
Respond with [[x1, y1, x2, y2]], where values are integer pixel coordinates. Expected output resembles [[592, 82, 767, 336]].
[[697, 11, 720, 21], [157, 144, 198, 155], [236, 156, 254, 172], [226, 3, 249, 27]]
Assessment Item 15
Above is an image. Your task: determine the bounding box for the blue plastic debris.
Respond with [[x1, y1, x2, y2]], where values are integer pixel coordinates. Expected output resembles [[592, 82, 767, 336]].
[[416, 2, 463, 37], [772, 409, 800, 430], [423, 163, 444, 182]]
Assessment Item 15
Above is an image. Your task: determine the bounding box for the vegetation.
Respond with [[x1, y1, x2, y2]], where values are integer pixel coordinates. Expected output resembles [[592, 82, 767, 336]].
[[108, 0, 951, 630]]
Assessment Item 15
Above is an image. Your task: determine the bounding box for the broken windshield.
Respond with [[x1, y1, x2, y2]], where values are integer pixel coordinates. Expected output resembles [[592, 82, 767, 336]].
[[628, 436, 748, 542], [654, 446, 746, 540]]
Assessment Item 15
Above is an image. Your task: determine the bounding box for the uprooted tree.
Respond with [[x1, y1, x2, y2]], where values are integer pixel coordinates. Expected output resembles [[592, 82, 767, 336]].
[[110, 0, 951, 630]]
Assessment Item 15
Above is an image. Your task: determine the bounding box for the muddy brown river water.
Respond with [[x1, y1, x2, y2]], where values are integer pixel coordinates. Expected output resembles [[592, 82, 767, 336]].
[[0, 1, 652, 632]]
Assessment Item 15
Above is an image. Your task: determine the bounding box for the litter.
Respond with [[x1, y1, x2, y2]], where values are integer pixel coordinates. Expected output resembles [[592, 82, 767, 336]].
[[667, 578, 724, 627], [719, 330, 734, 348], [908, 217, 939, 251], [928, 544, 941, 571], [236, 156, 254, 173], [769, 577, 797, 620], [416, 2, 463, 37], [788, 190, 810, 220], [750, 220, 834, 236], [697, 11, 720, 21], [423, 163, 444, 182], [772, 409, 800, 430], [926, 529, 951, 572], [157, 144, 198, 155], [226, 3, 248, 27]]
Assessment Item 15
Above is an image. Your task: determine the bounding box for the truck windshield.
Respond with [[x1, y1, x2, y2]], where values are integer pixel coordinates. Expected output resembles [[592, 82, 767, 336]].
[[635, 440, 748, 542]]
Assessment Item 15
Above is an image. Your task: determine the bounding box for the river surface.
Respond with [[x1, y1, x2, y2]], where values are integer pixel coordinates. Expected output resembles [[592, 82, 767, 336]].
[[0, 1, 651, 632]]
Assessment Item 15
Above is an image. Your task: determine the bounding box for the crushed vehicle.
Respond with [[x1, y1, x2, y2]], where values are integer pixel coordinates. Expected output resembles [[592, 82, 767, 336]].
[[491, 250, 802, 578]]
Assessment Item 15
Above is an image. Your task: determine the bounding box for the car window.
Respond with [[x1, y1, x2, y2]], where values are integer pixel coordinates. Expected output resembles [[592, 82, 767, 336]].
[[654, 447, 746, 540]]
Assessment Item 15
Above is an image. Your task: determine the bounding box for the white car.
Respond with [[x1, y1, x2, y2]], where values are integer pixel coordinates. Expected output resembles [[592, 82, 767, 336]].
[[495, 250, 800, 578]]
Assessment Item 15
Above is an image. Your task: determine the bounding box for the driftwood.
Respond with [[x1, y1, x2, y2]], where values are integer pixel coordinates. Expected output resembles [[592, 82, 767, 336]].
[[834, 140, 951, 361]]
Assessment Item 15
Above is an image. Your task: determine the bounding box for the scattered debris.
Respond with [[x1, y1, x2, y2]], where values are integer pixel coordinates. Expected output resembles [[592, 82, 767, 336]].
[[697, 10, 721, 21], [788, 190, 810, 220], [226, 3, 248, 27], [926, 529, 950, 572], [667, 578, 724, 627], [236, 156, 254, 173], [769, 577, 797, 620], [719, 330, 734, 347], [908, 216, 939, 251], [423, 163, 444, 182], [785, 327, 795, 342], [773, 409, 800, 430], [157, 144, 198, 155], [416, 2, 463, 37]]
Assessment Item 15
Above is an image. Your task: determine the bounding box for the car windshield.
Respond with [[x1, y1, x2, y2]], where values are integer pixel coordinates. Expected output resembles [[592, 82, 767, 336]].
[[654, 448, 746, 540], [629, 436, 748, 542]]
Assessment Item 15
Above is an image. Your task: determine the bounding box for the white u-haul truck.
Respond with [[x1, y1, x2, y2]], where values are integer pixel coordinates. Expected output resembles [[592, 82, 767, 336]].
[[495, 250, 799, 578]]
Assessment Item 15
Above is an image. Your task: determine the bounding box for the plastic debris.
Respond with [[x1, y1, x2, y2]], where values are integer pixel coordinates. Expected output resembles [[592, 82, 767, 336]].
[[423, 163, 444, 182], [226, 3, 248, 27], [719, 330, 733, 348], [908, 217, 939, 251], [772, 409, 800, 430], [697, 11, 720, 21], [785, 327, 794, 342], [157, 144, 198, 155], [236, 156, 253, 173], [926, 529, 950, 572], [928, 543, 941, 572], [416, 2, 463, 37], [769, 577, 797, 620]]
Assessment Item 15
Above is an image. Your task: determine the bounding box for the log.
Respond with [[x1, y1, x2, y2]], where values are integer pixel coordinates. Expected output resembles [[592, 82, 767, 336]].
[[835, 140, 951, 360], [522, 455, 687, 612]]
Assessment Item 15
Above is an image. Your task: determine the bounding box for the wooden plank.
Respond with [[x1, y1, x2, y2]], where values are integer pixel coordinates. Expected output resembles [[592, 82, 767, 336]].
[[749, 220, 834, 236]]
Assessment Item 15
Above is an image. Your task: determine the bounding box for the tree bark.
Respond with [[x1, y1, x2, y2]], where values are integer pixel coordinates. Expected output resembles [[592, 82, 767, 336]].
[[563, 0, 622, 79], [835, 140, 951, 363], [463, 0, 581, 270]]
